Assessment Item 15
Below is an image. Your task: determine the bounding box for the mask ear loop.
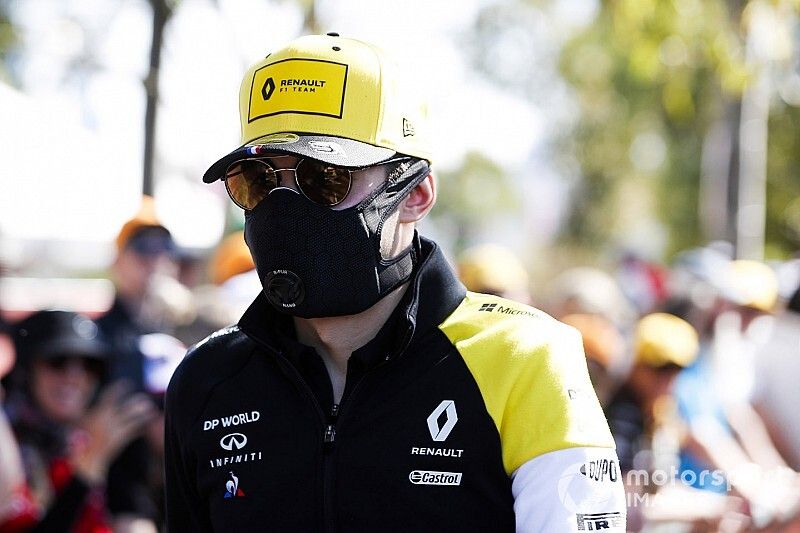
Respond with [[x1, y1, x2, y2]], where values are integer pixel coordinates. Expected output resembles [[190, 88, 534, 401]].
[[356, 159, 430, 241], [358, 160, 431, 299], [373, 160, 431, 242]]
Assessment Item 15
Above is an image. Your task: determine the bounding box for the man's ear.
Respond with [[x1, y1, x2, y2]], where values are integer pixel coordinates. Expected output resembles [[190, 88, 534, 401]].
[[398, 173, 436, 223]]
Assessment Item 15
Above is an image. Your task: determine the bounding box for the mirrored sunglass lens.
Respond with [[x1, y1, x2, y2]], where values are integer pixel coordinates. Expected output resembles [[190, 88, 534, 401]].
[[296, 160, 351, 206], [225, 160, 278, 209]]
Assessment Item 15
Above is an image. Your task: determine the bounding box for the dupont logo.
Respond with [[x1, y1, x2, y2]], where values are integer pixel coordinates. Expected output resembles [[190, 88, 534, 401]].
[[220, 433, 248, 451], [408, 470, 462, 486], [580, 459, 619, 483], [427, 400, 458, 442], [479, 303, 497, 312], [576, 512, 623, 530]]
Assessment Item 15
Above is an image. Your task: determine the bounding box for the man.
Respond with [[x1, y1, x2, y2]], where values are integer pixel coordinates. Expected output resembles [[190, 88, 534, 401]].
[[100, 196, 181, 390], [165, 33, 625, 532], [99, 198, 182, 531], [753, 282, 800, 469]]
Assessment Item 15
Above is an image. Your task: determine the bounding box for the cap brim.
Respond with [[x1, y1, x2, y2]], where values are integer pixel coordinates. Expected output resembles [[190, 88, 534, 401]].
[[203, 134, 396, 183]]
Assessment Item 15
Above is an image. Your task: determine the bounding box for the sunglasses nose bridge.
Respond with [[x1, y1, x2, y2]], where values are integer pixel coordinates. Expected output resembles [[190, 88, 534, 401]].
[[272, 168, 301, 192]]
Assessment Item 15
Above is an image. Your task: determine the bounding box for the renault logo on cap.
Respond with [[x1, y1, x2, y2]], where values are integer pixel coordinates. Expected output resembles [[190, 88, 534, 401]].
[[262, 77, 276, 100], [427, 400, 458, 442], [220, 433, 248, 451]]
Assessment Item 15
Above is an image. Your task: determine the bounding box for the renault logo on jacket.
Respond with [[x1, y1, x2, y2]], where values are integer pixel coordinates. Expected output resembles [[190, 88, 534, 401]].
[[427, 400, 458, 442], [220, 433, 248, 451]]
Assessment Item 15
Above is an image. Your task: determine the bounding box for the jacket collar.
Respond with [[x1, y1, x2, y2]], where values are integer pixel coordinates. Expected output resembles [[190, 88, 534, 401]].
[[238, 235, 465, 367]]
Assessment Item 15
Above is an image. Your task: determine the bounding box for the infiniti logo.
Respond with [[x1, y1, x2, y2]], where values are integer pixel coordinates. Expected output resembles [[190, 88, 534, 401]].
[[220, 433, 248, 451]]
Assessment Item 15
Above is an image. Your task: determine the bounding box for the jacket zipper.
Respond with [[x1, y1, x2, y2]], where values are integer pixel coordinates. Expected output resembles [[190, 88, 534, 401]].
[[270, 354, 334, 532], [258, 325, 413, 533]]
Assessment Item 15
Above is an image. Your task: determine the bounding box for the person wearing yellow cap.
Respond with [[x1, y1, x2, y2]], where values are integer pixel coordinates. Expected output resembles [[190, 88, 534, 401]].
[[456, 243, 532, 304], [606, 313, 699, 443], [605, 312, 699, 471], [602, 313, 701, 528], [165, 34, 624, 531]]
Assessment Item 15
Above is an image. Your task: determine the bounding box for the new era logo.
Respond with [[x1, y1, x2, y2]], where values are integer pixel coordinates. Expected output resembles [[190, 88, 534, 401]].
[[402, 118, 415, 137], [479, 303, 497, 312]]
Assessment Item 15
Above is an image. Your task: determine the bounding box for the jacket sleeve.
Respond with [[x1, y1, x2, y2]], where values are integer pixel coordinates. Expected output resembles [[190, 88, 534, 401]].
[[512, 446, 626, 532], [163, 364, 212, 533], [439, 294, 626, 529]]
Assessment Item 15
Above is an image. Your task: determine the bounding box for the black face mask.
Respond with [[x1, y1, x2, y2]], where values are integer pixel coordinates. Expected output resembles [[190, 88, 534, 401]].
[[243, 159, 430, 318]]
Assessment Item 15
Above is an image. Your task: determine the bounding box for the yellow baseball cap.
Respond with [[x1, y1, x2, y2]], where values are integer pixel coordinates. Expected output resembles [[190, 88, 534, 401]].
[[726, 260, 778, 313], [204, 33, 432, 183], [634, 312, 699, 368], [457, 244, 529, 295]]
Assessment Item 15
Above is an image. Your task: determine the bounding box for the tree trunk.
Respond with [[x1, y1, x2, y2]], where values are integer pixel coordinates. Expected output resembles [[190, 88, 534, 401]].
[[142, 0, 171, 196]]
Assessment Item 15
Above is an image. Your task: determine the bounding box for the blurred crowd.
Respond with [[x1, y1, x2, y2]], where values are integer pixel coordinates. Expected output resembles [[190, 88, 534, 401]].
[[460, 242, 800, 532], [0, 196, 799, 532], [0, 197, 258, 533]]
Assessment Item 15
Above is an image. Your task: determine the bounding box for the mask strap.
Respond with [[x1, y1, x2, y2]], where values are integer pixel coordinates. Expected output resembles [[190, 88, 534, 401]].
[[361, 160, 430, 295]]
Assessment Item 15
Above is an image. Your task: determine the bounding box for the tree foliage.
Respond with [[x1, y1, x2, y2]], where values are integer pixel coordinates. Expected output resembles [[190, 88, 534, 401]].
[[558, 0, 751, 257], [0, 1, 17, 84], [431, 151, 521, 253], [470, 0, 800, 260]]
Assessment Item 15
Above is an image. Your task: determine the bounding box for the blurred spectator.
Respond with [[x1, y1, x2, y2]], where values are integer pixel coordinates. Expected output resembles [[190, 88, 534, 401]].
[[560, 312, 627, 406], [713, 259, 778, 405], [137, 332, 185, 530], [0, 315, 27, 528], [752, 282, 800, 470], [96, 197, 188, 532], [616, 252, 670, 315], [606, 312, 699, 475], [1, 311, 154, 532], [546, 266, 635, 329], [100, 196, 186, 380], [178, 231, 260, 342], [671, 255, 800, 528], [603, 313, 749, 530], [0, 317, 15, 385], [456, 243, 531, 304], [208, 230, 255, 288]]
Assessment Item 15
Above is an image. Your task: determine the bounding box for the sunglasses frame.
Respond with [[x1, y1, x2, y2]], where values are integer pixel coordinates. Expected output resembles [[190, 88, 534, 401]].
[[223, 155, 411, 211]]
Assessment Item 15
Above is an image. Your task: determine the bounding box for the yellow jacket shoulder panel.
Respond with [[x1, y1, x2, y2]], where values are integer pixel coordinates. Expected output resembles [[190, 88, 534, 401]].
[[438, 292, 615, 474]]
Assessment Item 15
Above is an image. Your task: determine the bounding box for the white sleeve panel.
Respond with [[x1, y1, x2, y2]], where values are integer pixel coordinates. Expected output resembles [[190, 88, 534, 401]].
[[511, 446, 626, 533]]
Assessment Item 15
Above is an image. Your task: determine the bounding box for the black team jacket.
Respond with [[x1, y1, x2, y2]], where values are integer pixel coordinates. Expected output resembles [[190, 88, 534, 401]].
[[164, 237, 624, 532]]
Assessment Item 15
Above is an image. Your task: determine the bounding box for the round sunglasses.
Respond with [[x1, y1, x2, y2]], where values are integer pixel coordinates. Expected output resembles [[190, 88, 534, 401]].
[[223, 155, 409, 210]]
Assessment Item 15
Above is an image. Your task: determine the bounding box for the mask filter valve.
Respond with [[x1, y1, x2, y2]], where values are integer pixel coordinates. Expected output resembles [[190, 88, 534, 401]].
[[264, 270, 305, 309]]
